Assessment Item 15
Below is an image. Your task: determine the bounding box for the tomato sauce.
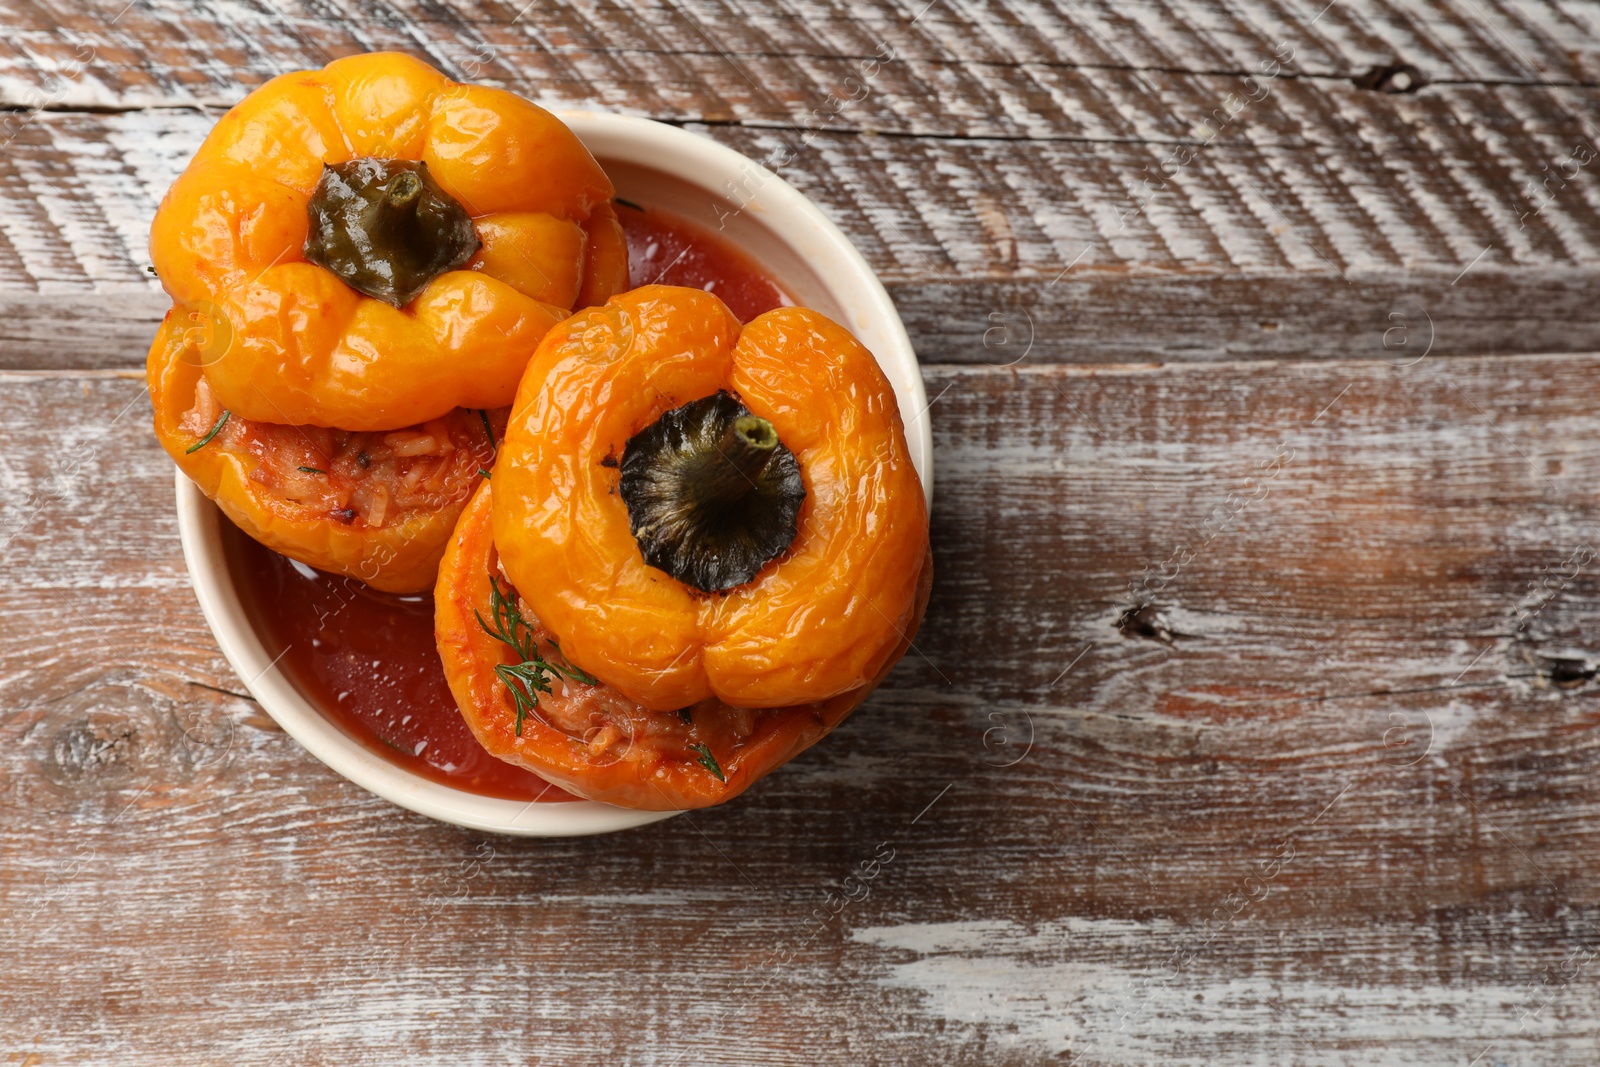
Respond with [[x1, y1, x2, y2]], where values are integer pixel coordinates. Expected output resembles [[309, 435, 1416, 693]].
[[224, 521, 570, 800], [615, 200, 792, 322], [223, 201, 789, 800]]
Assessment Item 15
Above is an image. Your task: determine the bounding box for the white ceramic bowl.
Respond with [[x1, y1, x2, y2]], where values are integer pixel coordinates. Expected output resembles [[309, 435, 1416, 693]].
[[175, 111, 934, 837]]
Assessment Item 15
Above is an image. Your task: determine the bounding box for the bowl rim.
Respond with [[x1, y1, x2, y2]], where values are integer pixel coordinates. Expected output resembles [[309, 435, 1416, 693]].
[[174, 110, 934, 837]]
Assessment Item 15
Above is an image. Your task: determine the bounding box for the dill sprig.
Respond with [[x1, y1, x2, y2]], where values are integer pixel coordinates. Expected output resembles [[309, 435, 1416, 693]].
[[186, 410, 230, 454], [475, 573, 596, 735], [478, 408, 496, 451], [690, 743, 725, 782], [492, 660, 551, 737], [475, 573, 538, 662]]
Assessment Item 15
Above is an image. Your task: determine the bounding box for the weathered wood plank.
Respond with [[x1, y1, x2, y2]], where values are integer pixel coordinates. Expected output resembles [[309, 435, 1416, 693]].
[[5, 353, 1600, 1062], [4, 0, 1599, 105], [0, 0, 1599, 371], [6, 3, 1600, 1063], [3, 98, 1600, 370]]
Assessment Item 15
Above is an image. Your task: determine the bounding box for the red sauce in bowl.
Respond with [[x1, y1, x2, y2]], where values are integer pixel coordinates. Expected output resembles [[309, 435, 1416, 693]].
[[224, 521, 569, 801], [222, 203, 792, 801], [616, 199, 791, 322]]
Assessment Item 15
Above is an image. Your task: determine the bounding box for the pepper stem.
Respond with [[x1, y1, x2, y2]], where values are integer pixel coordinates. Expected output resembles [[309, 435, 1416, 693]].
[[360, 171, 425, 237], [618, 392, 806, 593], [303, 159, 481, 308], [692, 415, 778, 507]]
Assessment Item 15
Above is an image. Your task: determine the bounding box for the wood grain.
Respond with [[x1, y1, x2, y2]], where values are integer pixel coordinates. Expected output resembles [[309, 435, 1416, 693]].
[[6, 353, 1600, 1063], [6, 0, 1600, 99], [6, 1, 1600, 1064], [1, 2, 1600, 366]]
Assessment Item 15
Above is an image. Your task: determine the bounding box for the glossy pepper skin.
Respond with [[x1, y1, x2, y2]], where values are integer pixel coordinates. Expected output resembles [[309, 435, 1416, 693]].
[[490, 285, 932, 712], [436, 482, 933, 809], [149, 51, 627, 432], [149, 312, 496, 594]]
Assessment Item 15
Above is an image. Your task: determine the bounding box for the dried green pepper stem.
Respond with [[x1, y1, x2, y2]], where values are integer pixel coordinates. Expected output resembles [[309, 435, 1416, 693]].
[[619, 391, 805, 593], [684, 415, 779, 508], [303, 159, 481, 309], [361, 170, 423, 233]]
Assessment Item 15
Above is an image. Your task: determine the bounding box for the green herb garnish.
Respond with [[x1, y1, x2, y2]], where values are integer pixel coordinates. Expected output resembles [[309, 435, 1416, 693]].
[[475, 573, 596, 735], [185, 410, 230, 454], [678, 708, 693, 725], [478, 408, 496, 451], [297, 465, 325, 474], [613, 197, 644, 212], [478, 467, 492, 480], [690, 743, 725, 782], [492, 660, 550, 737]]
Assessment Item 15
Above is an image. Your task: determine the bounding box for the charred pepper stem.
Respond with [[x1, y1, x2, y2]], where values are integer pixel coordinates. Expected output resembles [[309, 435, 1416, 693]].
[[619, 391, 805, 593]]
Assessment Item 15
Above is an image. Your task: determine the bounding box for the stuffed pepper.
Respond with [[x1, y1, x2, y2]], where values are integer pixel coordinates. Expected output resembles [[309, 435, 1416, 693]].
[[435, 285, 932, 809], [148, 52, 627, 592]]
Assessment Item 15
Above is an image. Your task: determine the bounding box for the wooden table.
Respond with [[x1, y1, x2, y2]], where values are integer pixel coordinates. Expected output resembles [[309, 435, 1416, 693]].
[[4, 1, 1600, 1063]]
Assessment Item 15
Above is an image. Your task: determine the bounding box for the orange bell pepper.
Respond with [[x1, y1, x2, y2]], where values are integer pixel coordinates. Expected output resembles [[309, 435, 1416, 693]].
[[435, 481, 932, 809], [149, 51, 627, 432], [489, 285, 931, 711]]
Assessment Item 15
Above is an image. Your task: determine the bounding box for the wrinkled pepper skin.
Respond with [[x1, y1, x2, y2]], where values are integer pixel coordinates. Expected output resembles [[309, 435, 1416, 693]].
[[149, 312, 495, 594], [436, 482, 933, 809], [149, 51, 627, 432], [490, 285, 932, 711]]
